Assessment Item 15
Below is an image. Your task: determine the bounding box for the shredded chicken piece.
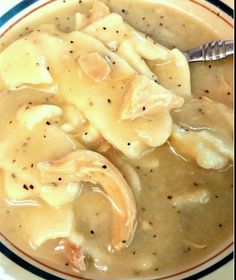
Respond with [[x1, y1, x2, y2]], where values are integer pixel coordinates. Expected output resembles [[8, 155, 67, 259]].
[[96, 141, 112, 153], [66, 242, 87, 271], [89, 2, 110, 23], [120, 75, 184, 120], [37, 150, 137, 250], [78, 52, 111, 82]]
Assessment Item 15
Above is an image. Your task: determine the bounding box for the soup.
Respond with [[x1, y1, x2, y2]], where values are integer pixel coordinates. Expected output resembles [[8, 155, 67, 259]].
[[0, 0, 233, 279]]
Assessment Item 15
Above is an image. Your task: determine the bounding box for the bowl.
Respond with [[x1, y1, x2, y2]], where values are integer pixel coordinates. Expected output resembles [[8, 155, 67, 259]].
[[0, 1, 233, 279]]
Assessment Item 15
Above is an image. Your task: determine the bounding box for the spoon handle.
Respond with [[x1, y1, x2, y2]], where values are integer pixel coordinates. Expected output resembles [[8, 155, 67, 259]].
[[185, 40, 234, 63]]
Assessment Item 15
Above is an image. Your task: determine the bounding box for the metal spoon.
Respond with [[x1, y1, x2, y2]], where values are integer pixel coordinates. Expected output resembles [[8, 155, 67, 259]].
[[185, 40, 233, 63]]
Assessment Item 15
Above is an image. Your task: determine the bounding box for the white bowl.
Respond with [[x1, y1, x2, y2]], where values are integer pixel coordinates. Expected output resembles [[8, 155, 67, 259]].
[[0, 1, 233, 279]]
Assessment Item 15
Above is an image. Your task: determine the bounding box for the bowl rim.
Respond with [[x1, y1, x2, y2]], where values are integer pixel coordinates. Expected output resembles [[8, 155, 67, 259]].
[[0, 1, 234, 280]]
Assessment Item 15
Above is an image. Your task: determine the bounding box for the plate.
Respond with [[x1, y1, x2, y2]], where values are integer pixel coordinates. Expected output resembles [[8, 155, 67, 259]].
[[0, 1, 233, 279]]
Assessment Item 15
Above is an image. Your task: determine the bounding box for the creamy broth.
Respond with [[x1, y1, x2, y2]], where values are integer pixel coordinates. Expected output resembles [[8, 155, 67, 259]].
[[0, 0, 233, 279]]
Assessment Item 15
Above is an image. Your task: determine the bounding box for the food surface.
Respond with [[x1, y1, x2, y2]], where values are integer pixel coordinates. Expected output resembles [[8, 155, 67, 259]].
[[0, 0, 233, 279]]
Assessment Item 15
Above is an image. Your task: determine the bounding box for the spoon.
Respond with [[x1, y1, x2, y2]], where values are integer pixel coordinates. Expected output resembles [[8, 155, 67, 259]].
[[185, 40, 233, 63]]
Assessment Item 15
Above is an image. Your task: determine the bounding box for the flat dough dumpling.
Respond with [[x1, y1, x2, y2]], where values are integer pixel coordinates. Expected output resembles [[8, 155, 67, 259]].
[[82, 13, 127, 50], [88, 2, 110, 23], [118, 40, 157, 80], [24, 26, 134, 81], [135, 112, 173, 147], [38, 182, 82, 208], [24, 205, 74, 247], [0, 110, 80, 205], [75, 2, 110, 30], [75, 12, 89, 30], [3, 167, 81, 208], [120, 75, 184, 120], [67, 79, 150, 158], [23, 30, 180, 158], [3, 171, 35, 201], [83, 9, 169, 61], [0, 39, 53, 89], [17, 104, 63, 130], [173, 97, 233, 136], [170, 125, 233, 169], [58, 31, 136, 80], [22, 31, 146, 158], [83, 11, 169, 80], [151, 48, 191, 97], [2, 157, 81, 207], [61, 104, 87, 134], [117, 34, 170, 80], [128, 33, 169, 62]]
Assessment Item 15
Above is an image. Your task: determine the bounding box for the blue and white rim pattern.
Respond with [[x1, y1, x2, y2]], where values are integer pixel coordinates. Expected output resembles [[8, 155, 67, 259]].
[[0, 1, 234, 280]]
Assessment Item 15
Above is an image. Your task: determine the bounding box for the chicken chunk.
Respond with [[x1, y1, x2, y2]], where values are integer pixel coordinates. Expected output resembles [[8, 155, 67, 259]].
[[88, 2, 110, 23], [78, 52, 111, 82], [37, 150, 137, 250], [66, 243, 87, 271]]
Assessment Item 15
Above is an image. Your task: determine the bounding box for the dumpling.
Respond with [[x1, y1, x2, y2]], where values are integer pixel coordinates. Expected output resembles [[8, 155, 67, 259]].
[[120, 75, 184, 120], [119, 75, 184, 147], [59, 31, 136, 80], [174, 97, 233, 136], [83, 7, 169, 61], [151, 48, 191, 97], [38, 182, 82, 208], [3, 166, 82, 208], [0, 39, 53, 89], [3, 171, 35, 201], [21, 30, 183, 159], [134, 112, 173, 147], [128, 32, 169, 62], [117, 40, 157, 80], [0, 108, 81, 206], [17, 104, 63, 130], [170, 125, 233, 169], [24, 205, 74, 247], [75, 12, 89, 30], [82, 13, 127, 50], [61, 104, 87, 134], [83, 8, 170, 80]]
